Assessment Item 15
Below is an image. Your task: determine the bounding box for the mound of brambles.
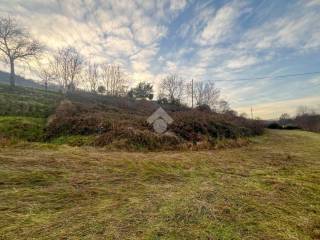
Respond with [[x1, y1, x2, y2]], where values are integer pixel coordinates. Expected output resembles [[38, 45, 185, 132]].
[[95, 128, 182, 150], [45, 100, 151, 139], [170, 111, 263, 142], [45, 97, 264, 150]]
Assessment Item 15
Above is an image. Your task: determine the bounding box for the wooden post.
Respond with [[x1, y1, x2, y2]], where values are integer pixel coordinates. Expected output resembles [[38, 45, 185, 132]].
[[251, 106, 254, 119], [191, 79, 194, 108]]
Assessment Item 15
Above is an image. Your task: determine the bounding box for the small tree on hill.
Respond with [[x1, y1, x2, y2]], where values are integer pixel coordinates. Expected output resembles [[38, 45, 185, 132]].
[[159, 74, 184, 104], [100, 64, 128, 96], [193, 80, 220, 110], [37, 66, 52, 91], [97, 85, 106, 94], [128, 82, 153, 100], [51, 47, 83, 92], [279, 113, 290, 127], [34, 58, 54, 91], [85, 62, 99, 92]]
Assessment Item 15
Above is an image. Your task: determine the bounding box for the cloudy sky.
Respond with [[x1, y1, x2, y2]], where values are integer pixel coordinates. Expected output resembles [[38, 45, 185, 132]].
[[1, 0, 320, 119]]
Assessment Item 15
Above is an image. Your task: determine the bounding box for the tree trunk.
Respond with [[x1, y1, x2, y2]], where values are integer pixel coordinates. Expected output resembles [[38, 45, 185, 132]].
[[10, 59, 15, 87]]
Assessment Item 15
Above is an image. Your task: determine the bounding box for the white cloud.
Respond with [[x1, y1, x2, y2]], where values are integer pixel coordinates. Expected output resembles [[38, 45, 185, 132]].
[[309, 77, 320, 85], [198, 6, 234, 45], [132, 20, 167, 46], [305, 0, 320, 7], [178, 2, 215, 39], [104, 36, 138, 57], [196, 2, 247, 46], [170, 0, 187, 12], [130, 46, 158, 73], [226, 55, 258, 69], [238, 6, 320, 51]]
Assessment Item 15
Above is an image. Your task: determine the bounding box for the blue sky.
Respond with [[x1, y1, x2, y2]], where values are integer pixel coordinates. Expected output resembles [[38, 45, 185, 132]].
[[0, 0, 320, 118]]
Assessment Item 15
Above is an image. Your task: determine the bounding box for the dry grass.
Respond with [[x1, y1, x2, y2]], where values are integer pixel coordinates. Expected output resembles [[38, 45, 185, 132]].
[[0, 130, 319, 239]]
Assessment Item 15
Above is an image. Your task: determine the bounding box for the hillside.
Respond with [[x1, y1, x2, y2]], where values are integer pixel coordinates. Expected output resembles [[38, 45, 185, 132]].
[[0, 70, 44, 89], [0, 71, 61, 91], [0, 130, 319, 239], [0, 84, 62, 118], [0, 84, 264, 149]]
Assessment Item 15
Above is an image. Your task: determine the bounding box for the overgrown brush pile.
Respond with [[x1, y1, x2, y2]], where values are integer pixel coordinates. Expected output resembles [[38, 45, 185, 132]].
[[44, 93, 264, 150], [170, 111, 263, 142]]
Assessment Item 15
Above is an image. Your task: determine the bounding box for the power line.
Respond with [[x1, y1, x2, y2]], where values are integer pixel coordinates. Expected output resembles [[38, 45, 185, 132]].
[[211, 71, 320, 82]]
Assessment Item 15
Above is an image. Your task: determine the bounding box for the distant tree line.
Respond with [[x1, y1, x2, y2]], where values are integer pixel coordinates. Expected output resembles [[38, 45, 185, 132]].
[[0, 16, 234, 114], [157, 74, 232, 113], [269, 106, 320, 132]]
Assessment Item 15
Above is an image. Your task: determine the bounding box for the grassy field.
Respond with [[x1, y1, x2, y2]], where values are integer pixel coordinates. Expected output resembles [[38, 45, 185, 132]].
[[0, 130, 319, 239], [0, 83, 62, 118]]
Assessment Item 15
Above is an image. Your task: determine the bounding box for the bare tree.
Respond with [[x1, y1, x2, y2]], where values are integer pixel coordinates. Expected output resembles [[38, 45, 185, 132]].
[[193, 80, 220, 110], [100, 64, 128, 96], [0, 16, 42, 87], [36, 64, 52, 91], [85, 61, 99, 92], [51, 47, 83, 92], [33, 56, 55, 91], [159, 74, 184, 104], [279, 113, 290, 127]]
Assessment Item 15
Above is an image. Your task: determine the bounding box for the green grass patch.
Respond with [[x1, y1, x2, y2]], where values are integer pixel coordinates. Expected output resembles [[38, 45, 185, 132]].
[[0, 116, 46, 141], [0, 83, 62, 117]]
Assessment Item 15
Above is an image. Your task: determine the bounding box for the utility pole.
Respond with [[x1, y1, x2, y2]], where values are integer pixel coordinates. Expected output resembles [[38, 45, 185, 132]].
[[251, 106, 254, 119], [191, 78, 194, 108]]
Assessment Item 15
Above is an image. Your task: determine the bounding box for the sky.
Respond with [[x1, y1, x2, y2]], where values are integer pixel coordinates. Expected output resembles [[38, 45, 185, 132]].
[[0, 0, 320, 119]]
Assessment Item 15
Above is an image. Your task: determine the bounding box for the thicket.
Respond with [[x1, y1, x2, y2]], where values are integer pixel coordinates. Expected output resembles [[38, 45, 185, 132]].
[[295, 114, 320, 132], [44, 95, 264, 149]]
